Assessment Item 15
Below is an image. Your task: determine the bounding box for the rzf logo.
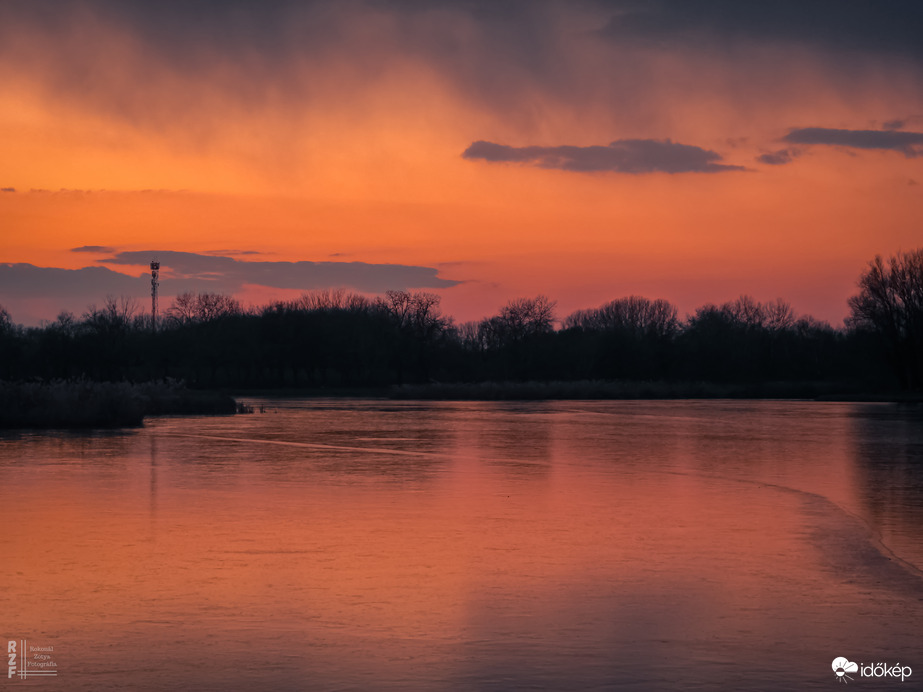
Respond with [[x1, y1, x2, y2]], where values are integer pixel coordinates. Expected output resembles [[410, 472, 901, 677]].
[[7, 641, 16, 679]]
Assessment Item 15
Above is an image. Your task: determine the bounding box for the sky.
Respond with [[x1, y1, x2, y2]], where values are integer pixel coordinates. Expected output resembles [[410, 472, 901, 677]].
[[1, 0, 921, 326]]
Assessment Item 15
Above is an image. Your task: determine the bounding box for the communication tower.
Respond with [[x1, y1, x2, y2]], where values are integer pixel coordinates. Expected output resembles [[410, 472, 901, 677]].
[[150, 260, 160, 330]]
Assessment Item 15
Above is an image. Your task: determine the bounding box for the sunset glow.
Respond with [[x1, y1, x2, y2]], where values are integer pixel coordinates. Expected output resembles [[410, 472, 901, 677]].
[[1, 1, 921, 325]]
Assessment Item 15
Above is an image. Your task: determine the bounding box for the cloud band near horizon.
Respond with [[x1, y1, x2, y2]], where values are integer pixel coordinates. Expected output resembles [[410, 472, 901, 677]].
[[783, 127, 923, 156], [0, 252, 459, 324], [462, 139, 744, 174], [99, 250, 459, 292]]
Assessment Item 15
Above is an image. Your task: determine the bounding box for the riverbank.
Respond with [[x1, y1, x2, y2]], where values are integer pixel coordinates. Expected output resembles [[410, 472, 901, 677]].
[[229, 379, 918, 402], [388, 379, 915, 401], [6, 379, 909, 430], [0, 380, 238, 429]]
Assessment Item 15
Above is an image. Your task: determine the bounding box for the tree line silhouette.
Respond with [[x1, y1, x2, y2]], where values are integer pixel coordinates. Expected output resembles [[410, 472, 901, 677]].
[[1, 248, 920, 393]]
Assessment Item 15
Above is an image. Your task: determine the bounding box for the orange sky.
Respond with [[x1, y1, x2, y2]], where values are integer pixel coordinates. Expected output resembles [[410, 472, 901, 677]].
[[1, 1, 921, 325]]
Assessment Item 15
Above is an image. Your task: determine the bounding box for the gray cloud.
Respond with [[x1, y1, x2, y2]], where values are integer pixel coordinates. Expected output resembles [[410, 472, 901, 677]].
[[101, 251, 459, 293], [782, 127, 923, 156], [14, 1, 922, 67], [756, 149, 798, 166], [0, 2, 546, 129], [462, 139, 743, 174], [601, 1, 923, 62], [0, 263, 141, 299], [1, 0, 918, 154], [1, 187, 14, 192], [0, 252, 459, 325], [0, 263, 145, 325], [71, 245, 116, 253]]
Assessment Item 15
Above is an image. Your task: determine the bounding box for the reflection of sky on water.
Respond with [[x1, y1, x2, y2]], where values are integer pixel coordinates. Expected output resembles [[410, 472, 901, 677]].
[[0, 400, 921, 690], [848, 404, 923, 570]]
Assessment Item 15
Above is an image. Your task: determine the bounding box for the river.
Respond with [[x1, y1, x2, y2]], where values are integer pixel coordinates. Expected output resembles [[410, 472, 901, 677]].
[[1, 400, 921, 690]]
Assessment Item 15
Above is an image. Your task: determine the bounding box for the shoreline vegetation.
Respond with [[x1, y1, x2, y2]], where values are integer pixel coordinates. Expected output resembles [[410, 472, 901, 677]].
[[0, 378, 918, 430], [0, 249, 919, 425], [0, 379, 237, 429]]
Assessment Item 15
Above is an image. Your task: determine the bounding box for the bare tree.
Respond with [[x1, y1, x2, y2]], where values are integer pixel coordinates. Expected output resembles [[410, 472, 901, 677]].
[[847, 248, 923, 389], [380, 290, 450, 338], [166, 292, 242, 325], [50, 311, 77, 337], [457, 320, 482, 351], [197, 293, 242, 322], [166, 292, 198, 326], [0, 304, 13, 335], [762, 298, 796, 332], [564, 296, 678, 338], [83, 296, 139, 336], [380, 290, 414, 329], [723, 295, 765, 329], [497, 295, 556, 341], [376, 290, 451, 382], [297, 288, 345, 311]]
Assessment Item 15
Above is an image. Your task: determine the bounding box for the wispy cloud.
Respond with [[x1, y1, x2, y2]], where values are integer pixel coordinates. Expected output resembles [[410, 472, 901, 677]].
[[71, 245, 116, 253], [756, 149, 798, 166], [782, 127, 923, 156], [462, 139, 744, 174], [203, 249, 264, 257]]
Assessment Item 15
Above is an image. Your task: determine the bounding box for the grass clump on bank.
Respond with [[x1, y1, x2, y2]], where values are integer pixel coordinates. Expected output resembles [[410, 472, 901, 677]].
[[0, 379, 237, 429]]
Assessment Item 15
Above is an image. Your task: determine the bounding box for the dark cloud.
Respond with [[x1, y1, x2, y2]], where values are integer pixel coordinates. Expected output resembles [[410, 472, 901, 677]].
[[0, 263, 145, 325], [782, 127, 923, 156], [18, 0, 922, 65], [101, 250, 459, 292], [462, 139, 743, 174], [2, 0, 916, 150], [0, 252, 460, 325], [71, 245, 116, 253], [1, 187, 14, 192], [756, 149, 798, 166], [601, 1, 923, 62], [883, 119, 906, 130], [0, 263, 140, 298], [0, 1, 591, 129]]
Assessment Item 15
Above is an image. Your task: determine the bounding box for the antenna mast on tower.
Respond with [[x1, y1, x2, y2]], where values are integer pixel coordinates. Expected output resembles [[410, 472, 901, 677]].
[[150, 259, 160, 331]]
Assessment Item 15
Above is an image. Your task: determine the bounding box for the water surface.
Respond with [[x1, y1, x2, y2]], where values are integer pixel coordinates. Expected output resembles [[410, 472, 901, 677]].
[[1, 400, 921, 690]]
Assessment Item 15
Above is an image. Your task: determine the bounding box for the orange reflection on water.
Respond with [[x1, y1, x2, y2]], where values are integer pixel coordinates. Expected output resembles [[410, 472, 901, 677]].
[[1, 401, 922, 690]]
